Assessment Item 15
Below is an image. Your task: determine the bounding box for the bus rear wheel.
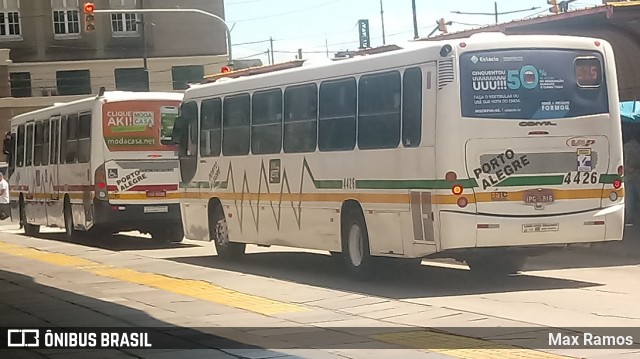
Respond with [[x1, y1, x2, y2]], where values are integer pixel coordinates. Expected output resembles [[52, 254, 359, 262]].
[[210, 205, 245, 260], [466, 254, 526, 276], [19, 199, 40, 236], [342, 208, 374, 278]]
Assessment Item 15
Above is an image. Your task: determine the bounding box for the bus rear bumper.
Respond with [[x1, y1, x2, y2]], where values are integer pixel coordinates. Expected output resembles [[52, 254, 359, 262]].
[[93, 199, 182, 233], [438, 204, 624, 251]]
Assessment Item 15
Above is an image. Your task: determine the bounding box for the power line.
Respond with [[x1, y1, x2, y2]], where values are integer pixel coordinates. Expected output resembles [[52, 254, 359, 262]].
[[228, 0, 342, 22]]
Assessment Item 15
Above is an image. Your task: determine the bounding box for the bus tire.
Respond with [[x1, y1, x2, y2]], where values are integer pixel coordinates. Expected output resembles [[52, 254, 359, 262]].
[[24, 223, 40, 236], [19, 197, 40, 236], [466, 254, 526, 276], [63, 199, 76, 240], [210, 203, 245, 260], [341, 207, 374, 278]]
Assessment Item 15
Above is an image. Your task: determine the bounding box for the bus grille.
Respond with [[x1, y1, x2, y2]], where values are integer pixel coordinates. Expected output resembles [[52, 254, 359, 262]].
[[438, 58, 455, 90]]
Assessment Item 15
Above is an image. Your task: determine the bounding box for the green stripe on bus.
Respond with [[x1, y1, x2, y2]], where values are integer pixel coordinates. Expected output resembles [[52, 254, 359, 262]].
[[356, 179, 478, 190], [496, 175, 565, 187], [599, 174, 621, 184]]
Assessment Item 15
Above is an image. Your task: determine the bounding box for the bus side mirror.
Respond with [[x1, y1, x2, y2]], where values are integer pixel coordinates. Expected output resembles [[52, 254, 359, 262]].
[[169, 116, 187, 145]]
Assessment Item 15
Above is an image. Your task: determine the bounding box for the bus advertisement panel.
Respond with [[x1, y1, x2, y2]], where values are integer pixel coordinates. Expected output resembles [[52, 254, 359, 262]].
[[103, 101, 180, 152]]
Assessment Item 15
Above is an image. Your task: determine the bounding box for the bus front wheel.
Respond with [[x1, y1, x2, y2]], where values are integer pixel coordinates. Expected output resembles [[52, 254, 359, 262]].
[[466, 253, 526, 276], [210, 204, 245, 260], [342, 208, 374, 278], [63, 200, 76, 239]]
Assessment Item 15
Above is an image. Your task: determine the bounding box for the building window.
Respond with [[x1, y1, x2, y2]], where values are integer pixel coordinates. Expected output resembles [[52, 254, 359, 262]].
[[172, 65, 204, 90], [114, 68, 149, 92], [0, 11, 21, 38], [56, 70, 91, 95], [53, 9, 80, 37], [111, 13, 139, 36], [10, 72, 31, 97]]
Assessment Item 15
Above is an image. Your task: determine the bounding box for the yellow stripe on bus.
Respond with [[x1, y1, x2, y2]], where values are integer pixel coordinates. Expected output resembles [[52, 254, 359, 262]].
[[181, 188, 623, 205]]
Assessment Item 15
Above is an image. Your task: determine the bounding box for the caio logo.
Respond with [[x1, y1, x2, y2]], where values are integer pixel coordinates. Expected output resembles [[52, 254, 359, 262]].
[[566, 137, 596, 147]]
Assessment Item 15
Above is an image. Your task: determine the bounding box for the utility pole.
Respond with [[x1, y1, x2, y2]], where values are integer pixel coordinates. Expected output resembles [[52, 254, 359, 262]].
[[139, 0, 148, 71], [380, 0, 386, 45], [266, 49, 271, 65], [451, 2, 539, 24], [297, 49, 302, 60], [411, 0, 418, 39], [325, 35, 329, 58], [269, 37, 274, 65]]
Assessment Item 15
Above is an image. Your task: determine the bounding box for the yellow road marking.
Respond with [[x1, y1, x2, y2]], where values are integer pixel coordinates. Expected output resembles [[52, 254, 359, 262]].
[[372, 330, 574, 359], [0, 241, 306, 316]]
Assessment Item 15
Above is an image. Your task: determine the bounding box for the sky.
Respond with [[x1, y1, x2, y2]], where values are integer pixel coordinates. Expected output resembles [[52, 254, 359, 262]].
[[223, 0, 606, 65]]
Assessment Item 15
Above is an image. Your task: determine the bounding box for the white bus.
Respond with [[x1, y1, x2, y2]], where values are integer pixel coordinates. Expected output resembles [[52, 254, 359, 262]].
[[9, 91, 185, 242], [174, 33, 624, 276]]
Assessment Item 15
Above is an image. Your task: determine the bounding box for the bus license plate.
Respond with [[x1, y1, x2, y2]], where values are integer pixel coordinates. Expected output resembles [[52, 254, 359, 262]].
[[523, 223, 559, 233], [523, 189, 554, 204], [144, 206, 168, 214]]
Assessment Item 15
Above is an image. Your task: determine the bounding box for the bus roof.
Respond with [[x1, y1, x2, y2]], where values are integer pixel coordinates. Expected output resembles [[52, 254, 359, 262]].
[[185, 33, 610, 100], [11, 91, 184, 125]]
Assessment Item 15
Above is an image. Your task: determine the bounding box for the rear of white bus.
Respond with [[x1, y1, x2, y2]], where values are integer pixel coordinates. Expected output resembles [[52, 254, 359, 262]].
[[436, 35, 624, 265], [93, 96, 183, 241]]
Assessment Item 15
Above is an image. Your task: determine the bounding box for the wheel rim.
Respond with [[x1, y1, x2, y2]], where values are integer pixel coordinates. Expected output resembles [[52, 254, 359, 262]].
[[348, 224, 364, 267], [215, 218, 229, 246]]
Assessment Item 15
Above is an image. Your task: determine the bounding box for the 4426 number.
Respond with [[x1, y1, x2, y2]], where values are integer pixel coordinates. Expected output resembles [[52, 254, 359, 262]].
[[563, 171, 599, 185]]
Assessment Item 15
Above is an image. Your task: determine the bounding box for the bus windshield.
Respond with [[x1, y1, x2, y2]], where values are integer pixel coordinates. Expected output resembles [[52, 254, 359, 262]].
[[102, 100, 180, 152], [460, 49, 609, 120]]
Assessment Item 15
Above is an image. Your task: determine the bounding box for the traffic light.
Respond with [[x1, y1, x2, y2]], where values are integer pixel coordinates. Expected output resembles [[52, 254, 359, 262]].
[[83, 2, 96, 32], [548, 0, 560, 14], [437, 18, 451, 34]]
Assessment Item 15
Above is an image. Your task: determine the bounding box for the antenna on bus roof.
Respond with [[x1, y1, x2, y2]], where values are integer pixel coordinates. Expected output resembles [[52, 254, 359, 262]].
[[96, 86, 106, 98]]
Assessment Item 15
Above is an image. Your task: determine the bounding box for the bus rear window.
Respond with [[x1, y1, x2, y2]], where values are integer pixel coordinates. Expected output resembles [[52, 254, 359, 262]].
[[575, 57, 602, 87], [460, 49, 608, 120]]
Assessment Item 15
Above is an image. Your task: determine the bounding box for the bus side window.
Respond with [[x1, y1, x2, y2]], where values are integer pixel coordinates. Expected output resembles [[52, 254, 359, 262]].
[[200, 98, 222, 157], [65, 114, 78, 164], [50, 118, 59, 165], [251, 89, 283, 155], [78, 113, 91, 163], [25, 124, 33, 167], [42, 120, 50, 166], [358, 71, 401, 150], [284, 83, 317, 153], [223, 94, 251, 156], [34, 122, 43, 166], [59, 116, 67, 164], [402, 67, 423, 148], [318, 77, 357, 152], [176, 101, 199, 157], [16, 125, 24, 167]]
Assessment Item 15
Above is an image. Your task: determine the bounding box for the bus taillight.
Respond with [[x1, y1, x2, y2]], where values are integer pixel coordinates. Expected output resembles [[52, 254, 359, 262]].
[[613, 179, 622, 190], [95, 165, 109, 200], [452, 184, 463, 195], [445, 171, 457, 182], [457, 197, 468, 208]]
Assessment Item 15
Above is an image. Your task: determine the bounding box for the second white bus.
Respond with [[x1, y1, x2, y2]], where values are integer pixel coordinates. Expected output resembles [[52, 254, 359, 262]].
[[9, 91, 184, 242]]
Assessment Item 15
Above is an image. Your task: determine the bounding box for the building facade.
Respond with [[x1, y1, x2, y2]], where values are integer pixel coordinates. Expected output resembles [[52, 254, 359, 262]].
[[0, 0, 231, 139]]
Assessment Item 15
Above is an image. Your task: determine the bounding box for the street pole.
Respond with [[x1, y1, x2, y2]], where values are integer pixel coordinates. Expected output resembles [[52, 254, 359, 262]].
[[411, 0, 418, 39], [94, 8, 234, 65], [140, 0, 148, 71], [269, 37, 275, 65], [451, 3, 539, 25], [380, 0, 386, 45]]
